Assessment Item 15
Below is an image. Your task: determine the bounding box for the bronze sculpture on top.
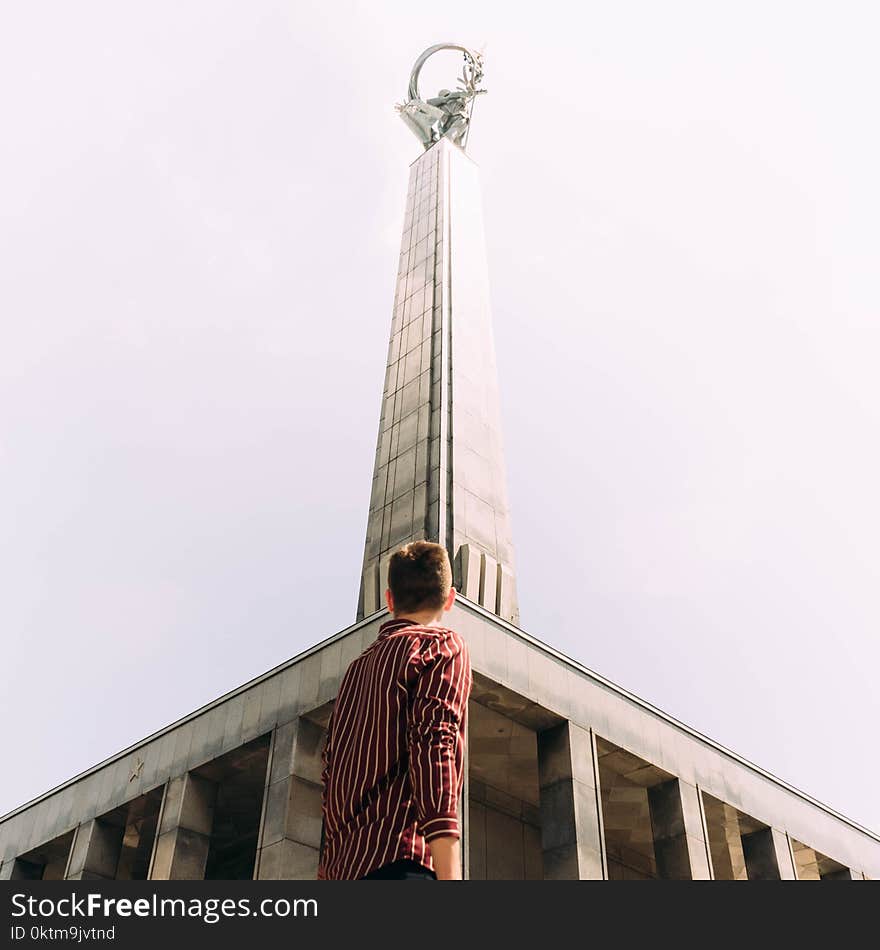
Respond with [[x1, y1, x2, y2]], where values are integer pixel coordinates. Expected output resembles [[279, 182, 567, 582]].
[[396, 43, 486, 150]]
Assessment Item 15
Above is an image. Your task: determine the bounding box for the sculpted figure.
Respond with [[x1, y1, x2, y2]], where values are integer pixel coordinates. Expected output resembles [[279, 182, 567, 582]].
[[396, 44, 486, 150]]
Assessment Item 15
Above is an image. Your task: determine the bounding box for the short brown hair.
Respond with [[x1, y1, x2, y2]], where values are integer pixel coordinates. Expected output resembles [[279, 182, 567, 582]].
[[387, 541, 452, 615]]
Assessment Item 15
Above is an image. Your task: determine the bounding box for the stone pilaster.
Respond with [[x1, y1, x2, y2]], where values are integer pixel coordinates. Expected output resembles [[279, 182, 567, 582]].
[[537, 720, 605, 879], [741, 826, 797, 880], [254, 717, 324, 880], [2, 859, 42, 880], [822, 866, 865, 880], [458, 719, 470, 879], [65, 818, 124, 880], [148, 773, 216, 880], [648, 779, 712, 879], [702, 795, 748, 879]]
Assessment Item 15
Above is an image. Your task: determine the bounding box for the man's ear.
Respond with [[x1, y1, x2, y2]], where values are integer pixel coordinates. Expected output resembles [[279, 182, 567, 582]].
[[443, 587, 456, 612], [385, 588, 394, 613]]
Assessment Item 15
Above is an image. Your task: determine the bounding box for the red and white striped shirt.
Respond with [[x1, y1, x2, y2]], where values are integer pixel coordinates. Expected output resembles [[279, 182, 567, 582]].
[[317, 617, 472, 880]]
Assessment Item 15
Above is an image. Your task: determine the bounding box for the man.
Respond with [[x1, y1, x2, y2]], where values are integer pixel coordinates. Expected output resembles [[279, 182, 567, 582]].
[[317, 541, 472, 881]]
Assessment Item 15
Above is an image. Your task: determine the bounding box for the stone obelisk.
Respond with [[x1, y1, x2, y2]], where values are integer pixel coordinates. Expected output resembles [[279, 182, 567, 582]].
[[357, 45, 519, 626]]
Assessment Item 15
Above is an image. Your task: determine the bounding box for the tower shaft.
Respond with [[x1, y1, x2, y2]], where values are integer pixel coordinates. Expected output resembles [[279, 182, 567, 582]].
[[357, 138, 518, 625]]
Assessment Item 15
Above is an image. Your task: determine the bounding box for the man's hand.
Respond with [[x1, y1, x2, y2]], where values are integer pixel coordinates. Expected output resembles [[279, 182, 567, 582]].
[[428, 835, 462, 880]]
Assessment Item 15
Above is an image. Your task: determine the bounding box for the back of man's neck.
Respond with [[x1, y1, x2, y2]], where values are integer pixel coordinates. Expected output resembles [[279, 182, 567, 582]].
[[393, 612, 443, 627]]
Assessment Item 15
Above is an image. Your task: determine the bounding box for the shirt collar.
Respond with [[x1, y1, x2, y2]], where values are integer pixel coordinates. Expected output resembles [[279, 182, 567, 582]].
[[378, 617, 422, 637]]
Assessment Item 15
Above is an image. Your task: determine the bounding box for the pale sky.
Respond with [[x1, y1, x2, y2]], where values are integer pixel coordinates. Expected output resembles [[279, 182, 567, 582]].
[[1, 1, 878, 834]]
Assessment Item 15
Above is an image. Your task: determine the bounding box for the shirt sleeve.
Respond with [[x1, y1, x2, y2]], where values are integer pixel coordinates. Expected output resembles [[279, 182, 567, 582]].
[[406, 629, 473, 842]]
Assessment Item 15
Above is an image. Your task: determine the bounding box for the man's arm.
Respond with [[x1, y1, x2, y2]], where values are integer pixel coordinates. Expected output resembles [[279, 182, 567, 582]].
[[428, 836, 461, 881], [406, 630, 472, 881]]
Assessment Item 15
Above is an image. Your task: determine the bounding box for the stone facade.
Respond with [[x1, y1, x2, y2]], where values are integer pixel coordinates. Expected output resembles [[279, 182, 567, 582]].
[[1, 598, 877, 880]]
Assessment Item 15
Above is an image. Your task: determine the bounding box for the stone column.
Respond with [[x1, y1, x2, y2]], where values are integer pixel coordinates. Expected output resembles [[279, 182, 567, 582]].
[[65, 818, 124, 880], [148, 773, 217, 880], [703, 797, 747, 879], [822, 866, 864, 880], [2, 859, 42, 880], [648, 779, 712, 879], [254, 716, 324, 880], [458, 718, 470, 880], [537, 720, 605, 879], [741, 826, 797, 880]]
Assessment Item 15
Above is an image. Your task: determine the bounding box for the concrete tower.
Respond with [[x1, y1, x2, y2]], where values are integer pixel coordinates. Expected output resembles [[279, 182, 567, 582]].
[[357, 136, 519, 625]]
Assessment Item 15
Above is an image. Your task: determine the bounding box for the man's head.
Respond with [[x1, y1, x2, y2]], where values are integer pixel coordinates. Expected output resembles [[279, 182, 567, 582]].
[[385, 541, 455, 622]]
